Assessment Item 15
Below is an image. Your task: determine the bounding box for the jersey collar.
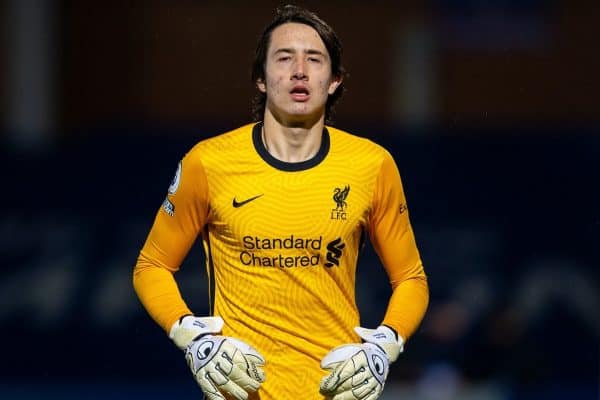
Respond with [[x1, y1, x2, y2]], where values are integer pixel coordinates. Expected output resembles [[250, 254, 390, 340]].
[[252, 122, 330, 172]]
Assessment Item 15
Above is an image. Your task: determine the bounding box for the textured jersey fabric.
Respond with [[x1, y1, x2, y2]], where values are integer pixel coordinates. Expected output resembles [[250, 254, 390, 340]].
[[133, 122, 428, 400]]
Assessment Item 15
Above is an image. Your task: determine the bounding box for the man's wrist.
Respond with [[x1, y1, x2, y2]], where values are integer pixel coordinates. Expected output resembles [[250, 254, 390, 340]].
[[169, 315, 224, 350], [354, 325, 404, 362]]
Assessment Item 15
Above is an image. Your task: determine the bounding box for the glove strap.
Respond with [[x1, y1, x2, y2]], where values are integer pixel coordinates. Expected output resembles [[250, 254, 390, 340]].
[[354, 325, 404, 362], [169, 315, 224, 350]]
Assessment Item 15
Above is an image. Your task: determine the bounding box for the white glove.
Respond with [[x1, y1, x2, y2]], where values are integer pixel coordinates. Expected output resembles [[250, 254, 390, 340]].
[[170, 316, 266, 400], [320, 325, 403, 400]]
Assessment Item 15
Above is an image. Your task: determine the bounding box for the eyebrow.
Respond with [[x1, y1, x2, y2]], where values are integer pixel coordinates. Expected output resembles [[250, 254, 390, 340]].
[[273, 48, 327, 57]]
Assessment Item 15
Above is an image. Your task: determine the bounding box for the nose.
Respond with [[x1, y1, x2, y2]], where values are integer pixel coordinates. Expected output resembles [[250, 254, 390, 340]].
[[291, 58, 308, 80]]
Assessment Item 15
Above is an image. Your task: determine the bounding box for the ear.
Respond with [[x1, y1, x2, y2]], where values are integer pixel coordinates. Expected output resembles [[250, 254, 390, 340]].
[[256, 79, 266, 93], [328, 74, 343, 95]]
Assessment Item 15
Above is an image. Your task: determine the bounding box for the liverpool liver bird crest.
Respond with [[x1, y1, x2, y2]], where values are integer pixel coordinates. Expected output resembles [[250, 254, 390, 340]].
[[333, 185, 350, 211]]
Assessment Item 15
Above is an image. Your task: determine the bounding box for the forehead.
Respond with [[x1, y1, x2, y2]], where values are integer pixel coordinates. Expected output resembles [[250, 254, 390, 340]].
[[268, 22, 328, 54]]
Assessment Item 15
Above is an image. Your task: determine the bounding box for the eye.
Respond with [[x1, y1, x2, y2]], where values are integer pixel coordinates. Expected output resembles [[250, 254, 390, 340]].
[[277, 56, 291, 62], [308, 57, 322, 63]]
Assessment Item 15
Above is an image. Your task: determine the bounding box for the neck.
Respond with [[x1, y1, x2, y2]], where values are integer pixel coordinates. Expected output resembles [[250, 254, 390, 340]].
[[261, 111, 325, 163]]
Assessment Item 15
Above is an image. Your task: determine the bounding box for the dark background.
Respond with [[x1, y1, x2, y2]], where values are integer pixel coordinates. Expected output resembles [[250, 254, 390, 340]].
[[1, 1, 598, 399]]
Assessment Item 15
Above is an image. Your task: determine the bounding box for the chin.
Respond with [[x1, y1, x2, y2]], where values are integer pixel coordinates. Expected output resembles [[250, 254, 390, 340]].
[[286, 109, 324, 126], [268, 102, 325, 126]]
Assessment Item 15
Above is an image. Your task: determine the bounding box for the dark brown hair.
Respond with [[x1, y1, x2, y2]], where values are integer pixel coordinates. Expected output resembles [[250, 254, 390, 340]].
[[251, 5, 347, 124]]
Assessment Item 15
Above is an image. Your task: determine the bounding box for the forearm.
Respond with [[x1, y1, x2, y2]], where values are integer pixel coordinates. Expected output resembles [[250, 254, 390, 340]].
[[133, 253, 192, 333], [382, 276, 429, 342]]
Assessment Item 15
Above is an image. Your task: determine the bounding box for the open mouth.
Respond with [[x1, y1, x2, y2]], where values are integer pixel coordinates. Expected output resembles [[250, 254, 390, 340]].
[[290, 86, 310, 101]]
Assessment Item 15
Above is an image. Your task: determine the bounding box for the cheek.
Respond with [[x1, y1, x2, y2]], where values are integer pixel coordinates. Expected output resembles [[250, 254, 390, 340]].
[[319, 80, 332, 95], [267, 76, 284, 94]]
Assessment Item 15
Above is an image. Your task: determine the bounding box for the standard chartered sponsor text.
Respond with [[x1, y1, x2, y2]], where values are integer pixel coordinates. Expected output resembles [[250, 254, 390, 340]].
[[240, 235, 322, 267]]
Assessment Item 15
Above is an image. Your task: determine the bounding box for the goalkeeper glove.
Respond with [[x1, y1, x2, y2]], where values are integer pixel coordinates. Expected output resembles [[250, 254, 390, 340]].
[[170, 315, 266, 400], [319, 325, 403, 400]]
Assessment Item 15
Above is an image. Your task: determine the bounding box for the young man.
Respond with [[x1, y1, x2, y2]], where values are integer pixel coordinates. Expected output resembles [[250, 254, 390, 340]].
[[133, 5, 429, 400]]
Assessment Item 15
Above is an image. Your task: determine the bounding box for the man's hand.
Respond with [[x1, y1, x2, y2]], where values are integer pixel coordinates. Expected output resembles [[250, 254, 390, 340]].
[[185, 334, 265, 400], [319, 325, 403, 400], [170, 316, 266, 400]]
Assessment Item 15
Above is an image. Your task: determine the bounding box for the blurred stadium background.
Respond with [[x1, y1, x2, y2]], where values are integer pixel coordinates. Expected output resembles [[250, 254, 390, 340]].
[[1, 1, 598, 399]]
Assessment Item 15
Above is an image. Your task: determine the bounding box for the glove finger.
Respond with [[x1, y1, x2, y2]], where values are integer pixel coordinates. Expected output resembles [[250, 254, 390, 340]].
[[329, 385, 380, 400], [226, 337, 266, 365], [247, 360, 266, 383], [320, 362, 355, 394], [332, 368, 372, 393], [244, 353, 266, 366], [321, 344, 362, 369], [228, 349, 266, 386], [362, 387, 384, 400], [204, 390, 228, 400], [196, 372, 226, 400], [204, 391, 228, 400], [330, 390, 363, 400], [228, 364, 263, 392], [320, 368, 343, 394], [348, 379, 380, 400], [210, 372, 248, 400], [321, 352, 381, 397], [321, 348, 368, 390], [335, 355, 369, 384]]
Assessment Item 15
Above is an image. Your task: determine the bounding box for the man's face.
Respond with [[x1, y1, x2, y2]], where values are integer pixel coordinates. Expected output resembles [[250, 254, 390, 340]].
[[257, 22, 341, 125]]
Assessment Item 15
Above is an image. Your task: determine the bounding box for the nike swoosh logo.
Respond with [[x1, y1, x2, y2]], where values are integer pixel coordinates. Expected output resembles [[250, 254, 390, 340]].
[[232, 194, 263, 208]]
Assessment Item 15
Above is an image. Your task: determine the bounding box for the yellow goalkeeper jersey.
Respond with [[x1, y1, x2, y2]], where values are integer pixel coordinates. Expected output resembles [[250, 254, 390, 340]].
[[134, 122, 428, 400]]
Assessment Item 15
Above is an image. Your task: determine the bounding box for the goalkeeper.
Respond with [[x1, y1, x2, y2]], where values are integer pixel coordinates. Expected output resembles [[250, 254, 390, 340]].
[[133, 4, 429, 400]]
